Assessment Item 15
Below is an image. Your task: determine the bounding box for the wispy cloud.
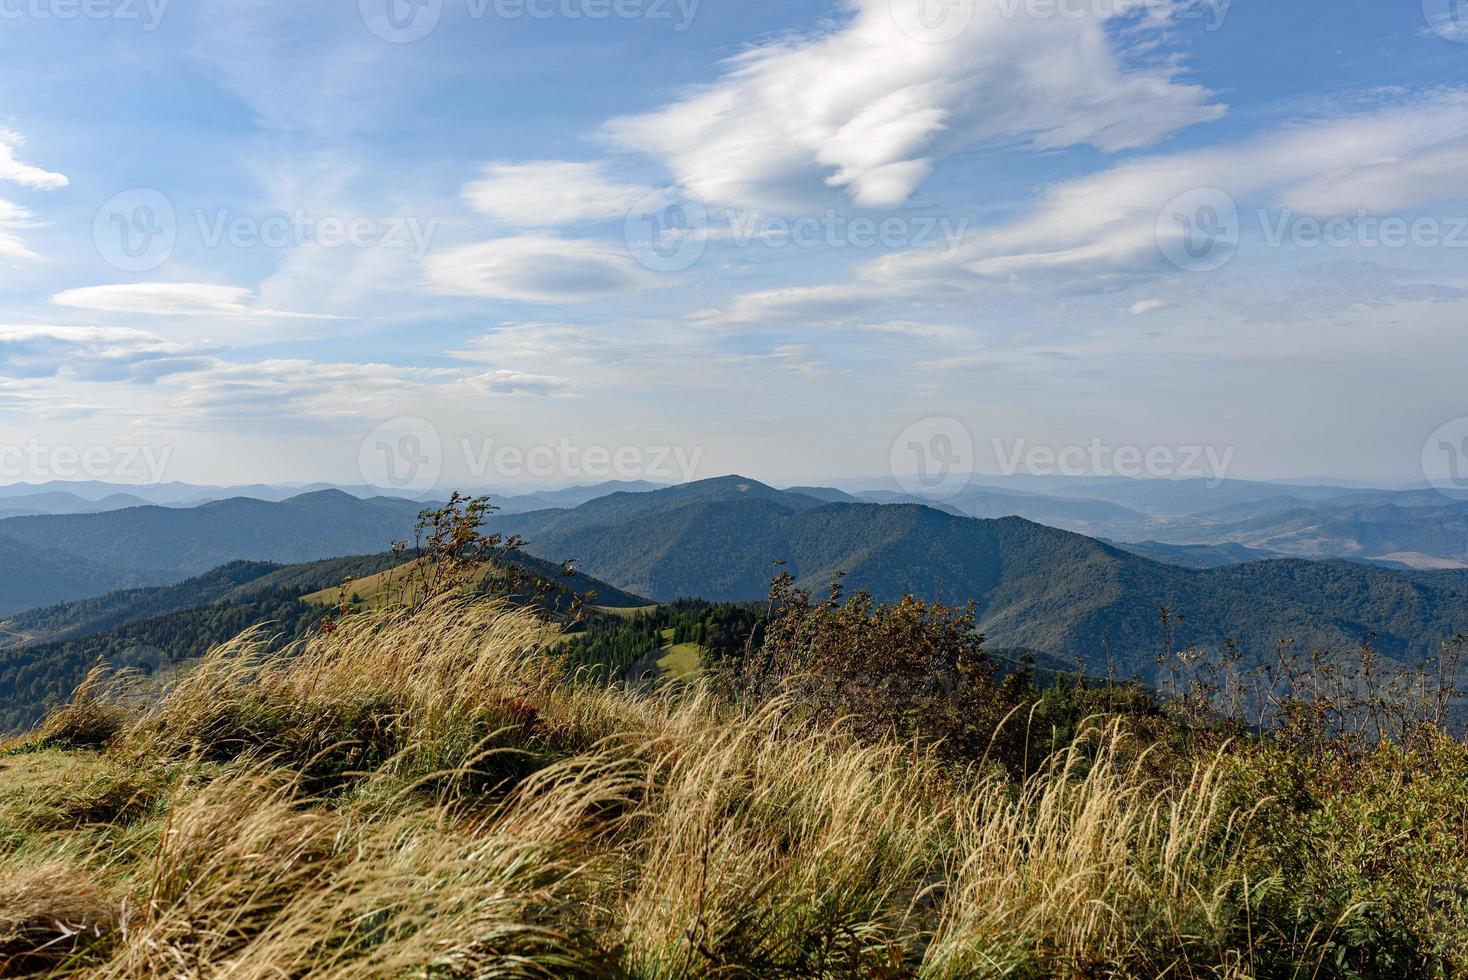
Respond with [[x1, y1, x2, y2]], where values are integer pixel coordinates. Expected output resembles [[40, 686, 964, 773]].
[[52, 283, 343, 319], [463, 161, 656, 226], [0, 325, 213, 382], [0, 128, 67, 259], [604, 0, 1222, 211], [424, 235, 651, 303], [0, 129, 68, 190], [700, 90, 1468, 327]]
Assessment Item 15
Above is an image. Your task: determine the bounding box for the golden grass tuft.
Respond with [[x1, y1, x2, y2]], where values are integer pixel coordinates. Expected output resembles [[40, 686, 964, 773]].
[[0, 859, 119, 974], [5, 596, 1446, 976]]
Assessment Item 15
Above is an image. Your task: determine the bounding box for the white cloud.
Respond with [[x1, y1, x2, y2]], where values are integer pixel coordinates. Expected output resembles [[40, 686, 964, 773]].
[[691, 283, 894, 326], [603, 0, 1222, 211], [688, 92, 1468, 333], [51, 283, 341, 319], [0, 325, 213, 382], [454, 322, 608, 364], [1130, 298, 1169, 315], [1279, 140, 1468, 216], [424, 235, 650, 303], [855, 320, 971, 341], [856, 90, 1468, 290], [472, 368, 575, 396], [0, 198, 40, 259], [463, 161, 657, 226], [0, 129, 68, 190], [0, 129, 67, 259], [718, 344, 828, 381], [171, 358, 464, 422]]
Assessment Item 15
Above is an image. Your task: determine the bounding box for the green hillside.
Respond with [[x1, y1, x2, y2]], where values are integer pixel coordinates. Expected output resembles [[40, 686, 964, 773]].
[[0, 547, 647, 733], [490, 478, 1468, 678], [0, 535, 172, 619], [0, 491, 427, 576]]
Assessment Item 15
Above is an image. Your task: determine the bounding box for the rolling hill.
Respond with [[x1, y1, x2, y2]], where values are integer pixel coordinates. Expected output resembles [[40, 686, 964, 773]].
[[0, 547, 648, 732], [8, 475, 1468, 695], [1144, 497, 1468, 566], [0, 536, 173, 620], [487, 477, 1468, 675], [0, 490, 429, 577]]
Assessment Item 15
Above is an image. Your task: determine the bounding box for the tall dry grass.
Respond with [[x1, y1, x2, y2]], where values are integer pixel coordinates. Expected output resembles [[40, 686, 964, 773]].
[[0, 598, 1295, 977]]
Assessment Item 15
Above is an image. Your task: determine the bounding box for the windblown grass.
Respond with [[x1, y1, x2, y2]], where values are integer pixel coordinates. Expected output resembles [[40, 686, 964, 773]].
[[1, 598, 1463, 977]]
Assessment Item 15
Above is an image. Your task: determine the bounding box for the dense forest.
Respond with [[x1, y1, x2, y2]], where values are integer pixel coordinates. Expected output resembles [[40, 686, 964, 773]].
[[0, 589, 327, 732], [561, 600, 765, 683]]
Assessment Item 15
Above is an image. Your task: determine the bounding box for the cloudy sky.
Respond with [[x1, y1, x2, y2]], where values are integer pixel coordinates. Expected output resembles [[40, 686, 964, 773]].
[[1, 0, 1466, 490]]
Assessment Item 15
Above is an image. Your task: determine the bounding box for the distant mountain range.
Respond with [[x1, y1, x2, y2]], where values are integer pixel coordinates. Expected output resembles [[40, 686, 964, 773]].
[[0, 479, 667, 511], [479, 477, 1468, 674], [0, 491, 427, 579], [5, 475, 1468, 684], [0, 536, 173, 620], [0, 484, 672, 616], [9, 475, 1468, 568], [1135, 494, 1468, 569], [0, 490, 154, 521]]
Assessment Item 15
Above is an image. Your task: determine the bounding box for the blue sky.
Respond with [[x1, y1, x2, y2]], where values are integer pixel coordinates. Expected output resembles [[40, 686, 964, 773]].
[[1, 0, 1467, 491]]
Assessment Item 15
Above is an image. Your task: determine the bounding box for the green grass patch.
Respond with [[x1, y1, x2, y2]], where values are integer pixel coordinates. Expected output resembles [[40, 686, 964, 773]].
[[656, 642, 703, 680]]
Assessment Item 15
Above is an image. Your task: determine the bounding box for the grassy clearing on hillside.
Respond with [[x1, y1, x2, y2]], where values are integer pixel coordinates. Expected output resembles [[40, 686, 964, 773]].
[[1, 598, 1466, 977], [655, 641, 702, 680], [594, 605, 661, 619]]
